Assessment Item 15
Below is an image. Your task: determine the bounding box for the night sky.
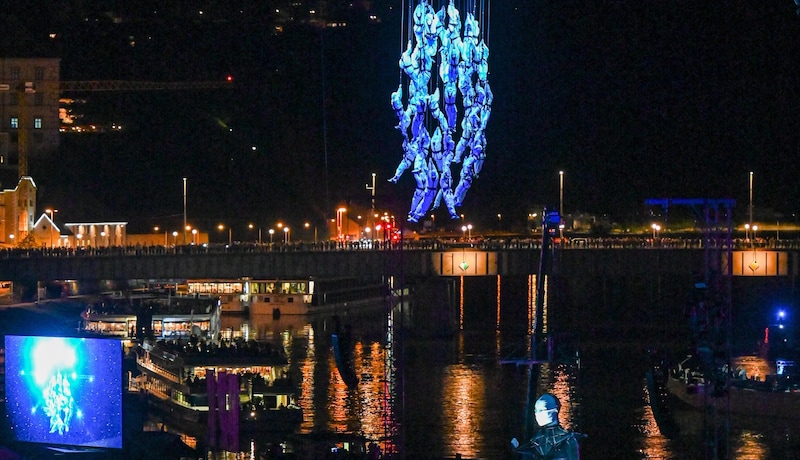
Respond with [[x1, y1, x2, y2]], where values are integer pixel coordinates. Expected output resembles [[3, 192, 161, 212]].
[[7, 1, 800, 233]]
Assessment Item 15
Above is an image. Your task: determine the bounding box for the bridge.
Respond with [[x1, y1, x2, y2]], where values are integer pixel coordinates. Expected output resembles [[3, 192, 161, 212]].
[[1, 241, 798, 283]]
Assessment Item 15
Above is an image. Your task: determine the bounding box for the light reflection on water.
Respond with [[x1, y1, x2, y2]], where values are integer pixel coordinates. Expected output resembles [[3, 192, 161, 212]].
[[153, 276, 800, 459]]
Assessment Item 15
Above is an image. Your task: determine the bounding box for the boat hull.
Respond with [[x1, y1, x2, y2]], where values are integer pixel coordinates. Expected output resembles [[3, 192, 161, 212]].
[[666, 375, 800, 420]]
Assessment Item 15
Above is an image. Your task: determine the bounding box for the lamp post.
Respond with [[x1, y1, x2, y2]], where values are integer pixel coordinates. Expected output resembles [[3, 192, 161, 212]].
[[651, 223, 661, 246], [284, 226, 290, 244], [461, 225, 467, 241], [336, 207, 347, 241], [183, 177, 187, 245], [745, 223, 750, 243], [192, 228, 198, 245], [366, 172, 376, 229], [269, 228, 274, 243], [467, 224, 473, 240], [559, 170, 564, 241], [45, 208, 58, 248], [172, 231, 178, 247], [749, 171, 753, 233]]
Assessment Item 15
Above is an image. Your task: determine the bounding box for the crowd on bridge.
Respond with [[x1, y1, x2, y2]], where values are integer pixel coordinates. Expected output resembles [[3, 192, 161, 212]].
[[1, 236, 799, 259]]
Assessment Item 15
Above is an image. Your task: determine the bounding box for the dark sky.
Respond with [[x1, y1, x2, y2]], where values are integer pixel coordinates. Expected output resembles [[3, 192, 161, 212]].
[[9, 1, 800, 233]]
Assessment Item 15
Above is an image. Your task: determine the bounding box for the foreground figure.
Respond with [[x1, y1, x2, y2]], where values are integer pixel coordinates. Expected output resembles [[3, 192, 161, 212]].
[[511, 393, 583, 459]]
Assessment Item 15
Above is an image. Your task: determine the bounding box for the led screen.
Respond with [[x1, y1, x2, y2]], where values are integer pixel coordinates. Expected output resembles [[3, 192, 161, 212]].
[[4, 335, 123, 449]]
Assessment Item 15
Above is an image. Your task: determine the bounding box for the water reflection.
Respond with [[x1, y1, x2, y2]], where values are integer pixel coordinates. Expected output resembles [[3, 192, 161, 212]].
[[139, 275, 800, 459]]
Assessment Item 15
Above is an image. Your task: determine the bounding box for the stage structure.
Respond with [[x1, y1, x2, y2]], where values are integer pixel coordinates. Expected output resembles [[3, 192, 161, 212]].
[[389, 0, 493, 222]]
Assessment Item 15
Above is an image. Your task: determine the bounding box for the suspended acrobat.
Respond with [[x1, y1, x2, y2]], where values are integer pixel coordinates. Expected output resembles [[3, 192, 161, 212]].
[[389, 0, 493, 222]]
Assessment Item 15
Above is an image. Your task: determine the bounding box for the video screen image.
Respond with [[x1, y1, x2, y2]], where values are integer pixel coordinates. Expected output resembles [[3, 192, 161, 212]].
[[4, 335, 123, 449]]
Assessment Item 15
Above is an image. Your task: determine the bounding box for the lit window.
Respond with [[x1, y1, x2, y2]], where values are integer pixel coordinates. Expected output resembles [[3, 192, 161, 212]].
[[34, 118, 42, 129], [10, 118, 18, 129]]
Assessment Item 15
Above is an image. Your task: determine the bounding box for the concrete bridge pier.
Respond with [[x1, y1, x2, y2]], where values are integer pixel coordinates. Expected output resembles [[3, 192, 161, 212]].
[[406, 277, 460, 337]]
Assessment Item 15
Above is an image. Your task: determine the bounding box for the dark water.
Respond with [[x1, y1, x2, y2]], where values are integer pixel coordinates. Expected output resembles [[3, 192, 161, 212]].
[[236, 274, 800, 459]]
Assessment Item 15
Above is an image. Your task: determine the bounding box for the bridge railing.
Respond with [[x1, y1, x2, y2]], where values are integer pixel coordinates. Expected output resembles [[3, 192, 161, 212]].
[[2, 236, 799, 260]]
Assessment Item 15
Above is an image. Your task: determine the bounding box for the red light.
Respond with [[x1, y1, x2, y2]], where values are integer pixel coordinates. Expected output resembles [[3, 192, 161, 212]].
[[226, 75, 233, 82]]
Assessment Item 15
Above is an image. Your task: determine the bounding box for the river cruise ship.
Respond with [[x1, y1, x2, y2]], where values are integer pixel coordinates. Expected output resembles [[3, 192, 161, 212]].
[[133, 337, 302, 435], [182, 276, 389, 316]]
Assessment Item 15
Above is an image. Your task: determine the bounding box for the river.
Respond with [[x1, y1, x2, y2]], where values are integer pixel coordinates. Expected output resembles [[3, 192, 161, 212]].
[[196, 274, 799, 459]]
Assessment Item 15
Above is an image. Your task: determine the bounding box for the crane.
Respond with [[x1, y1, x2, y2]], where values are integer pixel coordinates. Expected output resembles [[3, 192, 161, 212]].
[[0, 75, 233, 244], [9, 77, 235, 178]]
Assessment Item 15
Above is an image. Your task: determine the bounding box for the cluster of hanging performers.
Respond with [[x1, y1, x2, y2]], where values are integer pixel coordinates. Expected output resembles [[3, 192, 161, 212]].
[[388, 0, 493, 222]]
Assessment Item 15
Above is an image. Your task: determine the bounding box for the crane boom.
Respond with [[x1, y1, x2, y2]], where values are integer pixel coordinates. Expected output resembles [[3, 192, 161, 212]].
[[60, 80, 234, 92]]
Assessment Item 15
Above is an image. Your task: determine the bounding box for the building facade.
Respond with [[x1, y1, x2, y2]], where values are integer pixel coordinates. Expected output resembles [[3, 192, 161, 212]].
[[0, 176, 36, 246], [0, 57, 61, 183]]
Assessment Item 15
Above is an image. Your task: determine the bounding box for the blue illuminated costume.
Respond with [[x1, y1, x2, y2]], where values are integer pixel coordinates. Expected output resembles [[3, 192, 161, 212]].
[[390, 0, 492, 221]]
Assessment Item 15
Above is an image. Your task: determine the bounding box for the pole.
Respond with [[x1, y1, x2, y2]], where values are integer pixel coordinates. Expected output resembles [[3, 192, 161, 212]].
[[366, 173, 376, 228], [183, 177, 188, 245], [559, 171, 564, 241], [749, 171, 753, 230]]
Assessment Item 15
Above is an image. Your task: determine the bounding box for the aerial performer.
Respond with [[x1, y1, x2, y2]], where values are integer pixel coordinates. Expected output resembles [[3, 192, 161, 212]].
[[510, 393, 584, 459], [390, 0, 492, 222]]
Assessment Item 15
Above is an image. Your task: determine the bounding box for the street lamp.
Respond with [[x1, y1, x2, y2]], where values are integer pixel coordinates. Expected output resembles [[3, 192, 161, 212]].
[[268, 228, 275, 243], [172, 231, 178, 247], [461, 225, 467, 241], [192, 228, 198, 245], [745, 223, 750, 242], [183, 177, 187, 245], [366, 173, 376, 228], [559, 170, 564, 240], [336, 207, 347, 241], [752, 225, 758, 246], [283, 226, 290, 244], [45, 208, 58, 248], [749, 171, 754, 232], [651, 223, 661, 245], [218, 224, 231, 245]]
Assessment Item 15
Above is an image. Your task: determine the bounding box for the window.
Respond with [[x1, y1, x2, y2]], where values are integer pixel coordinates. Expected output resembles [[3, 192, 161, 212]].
[[34, 67, 44, 80], [10, 118, 18, 129], [34, 118, 42, 129], [10, 67, 20, 80], [287, 297, 294, 303], [34, 93, 43, 106], [264, 297, 270, 303], [9, 93, 18, 106]]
